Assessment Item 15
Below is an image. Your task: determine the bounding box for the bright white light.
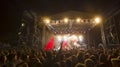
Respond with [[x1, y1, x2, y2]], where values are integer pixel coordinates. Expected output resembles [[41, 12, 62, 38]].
[[44, 18, 50, 24], [72, 35, 77, 40], [76, 18, 81, 23], [21, 23, 25, 27], [74, 42, 77, 45], [95, 17, 101, 24], [57, 35, 62, 41], [79, 35, 83, 42], [64, 18, 69, 23], [63, 35, 67, 41]]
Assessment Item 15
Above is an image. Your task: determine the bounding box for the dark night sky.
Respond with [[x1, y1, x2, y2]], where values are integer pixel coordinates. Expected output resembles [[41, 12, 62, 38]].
[[0, 0, 120, 42]]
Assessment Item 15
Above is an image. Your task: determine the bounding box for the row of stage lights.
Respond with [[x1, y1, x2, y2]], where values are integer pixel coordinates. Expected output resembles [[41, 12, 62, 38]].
[[43, 17, 101, 24], [56, 34, 84, 42]]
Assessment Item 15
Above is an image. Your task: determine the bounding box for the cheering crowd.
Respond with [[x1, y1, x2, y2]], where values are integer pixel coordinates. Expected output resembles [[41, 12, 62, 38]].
[[0, 45, 120, 67]]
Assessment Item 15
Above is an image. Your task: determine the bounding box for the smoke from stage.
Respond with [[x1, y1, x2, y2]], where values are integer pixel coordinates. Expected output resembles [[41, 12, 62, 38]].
[[45, 34, 87, 51]]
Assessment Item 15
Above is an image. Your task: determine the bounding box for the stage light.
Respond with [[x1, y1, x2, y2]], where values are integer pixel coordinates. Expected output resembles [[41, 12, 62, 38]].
[[95, 17, 101, 24], [64, 18, 69, 23], [57, 35, 62, 41], [79, 35, 83, 42], [72, 35, 77, 40], [44, 18, 50, 24], [76, 18, 81, 23], [73, 35, 77, 39], [74, 42, 77, 45], [21, 23, 25, 27], [63, 35, 67, 41]]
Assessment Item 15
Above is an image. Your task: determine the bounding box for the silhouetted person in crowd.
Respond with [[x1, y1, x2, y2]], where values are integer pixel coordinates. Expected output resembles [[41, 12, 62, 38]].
[[0, 55, 7, 67], [75, 63, 85, 67], [16, 62, 28, 67], [84, 59, 95, 67], [96, 53, 107, 67]]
